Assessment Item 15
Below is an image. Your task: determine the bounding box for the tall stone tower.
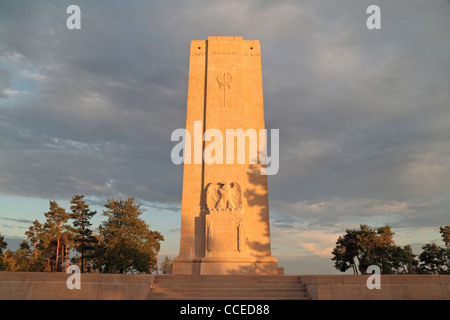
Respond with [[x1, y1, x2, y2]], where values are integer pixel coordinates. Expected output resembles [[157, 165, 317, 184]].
[[172, 36, 280, 275]]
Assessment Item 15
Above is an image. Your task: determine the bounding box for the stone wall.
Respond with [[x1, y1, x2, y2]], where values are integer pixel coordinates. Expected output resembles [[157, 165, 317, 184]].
[[300, 275, 450, 300], [0, 272, 448, 300], [0, 272, 154, 300]]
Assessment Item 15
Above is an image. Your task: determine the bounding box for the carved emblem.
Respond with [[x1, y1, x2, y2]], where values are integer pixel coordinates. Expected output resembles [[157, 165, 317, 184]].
[[216, 72, 232, 108], [216, 72, 232, 89], [206, 181, 243, 212]]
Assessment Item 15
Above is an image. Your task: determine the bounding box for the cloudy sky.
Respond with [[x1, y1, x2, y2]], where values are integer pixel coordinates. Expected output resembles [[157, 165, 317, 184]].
[[1, 0, 449, 274]]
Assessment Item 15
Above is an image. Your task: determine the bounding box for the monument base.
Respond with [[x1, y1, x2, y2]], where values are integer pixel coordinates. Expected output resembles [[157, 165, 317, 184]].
[[172, 257, 282, 275]]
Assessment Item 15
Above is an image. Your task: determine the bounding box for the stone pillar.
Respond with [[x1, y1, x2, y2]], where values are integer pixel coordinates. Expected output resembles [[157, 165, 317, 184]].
[[172, 36, 280, 274]]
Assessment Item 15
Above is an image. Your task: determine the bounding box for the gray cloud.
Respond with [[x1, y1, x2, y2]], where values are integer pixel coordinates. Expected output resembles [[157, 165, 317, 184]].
[[1, 217, 34, 224], [0, 0, 449, 239]]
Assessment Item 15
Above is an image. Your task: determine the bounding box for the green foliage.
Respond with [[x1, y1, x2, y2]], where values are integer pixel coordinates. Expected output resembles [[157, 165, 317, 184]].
[[160, 255, 173, 274], [43, 201, 71, 271], [439, 226, 450, 248], [0, 234, 7, 255], [93, 197, 164, 273], [0, 234, 7, 271], [418, 226, 450, 274], [2, 196, 165, 273], [25, 219, 52, 271], [0, 240, 40, 272], [331, 224, 418, 274], [5, 192, 446, 276], [70, 195, 98, 273]]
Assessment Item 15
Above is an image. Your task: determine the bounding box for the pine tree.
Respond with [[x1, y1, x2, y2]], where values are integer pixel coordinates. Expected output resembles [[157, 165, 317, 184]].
[[70, 194, 97, 273], [44, 201, 70, 271], [0, 234, 7, 271], [0, 233, 6, 255], [25, 220, 44, 261], [94, 197, 164, 273], [14, 240, 32, 271]]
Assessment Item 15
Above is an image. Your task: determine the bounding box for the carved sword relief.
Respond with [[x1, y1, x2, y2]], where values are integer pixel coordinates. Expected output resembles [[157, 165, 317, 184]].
[[216, 72, 232, 108]]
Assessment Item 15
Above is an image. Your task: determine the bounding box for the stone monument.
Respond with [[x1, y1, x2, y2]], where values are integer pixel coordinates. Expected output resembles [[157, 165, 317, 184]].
[[172, 36, 280, 274]]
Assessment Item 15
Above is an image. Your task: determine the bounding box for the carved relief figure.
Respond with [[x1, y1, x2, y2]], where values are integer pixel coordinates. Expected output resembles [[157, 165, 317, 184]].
[[216, 72, 232, 108], [206, 181, 242, 212]]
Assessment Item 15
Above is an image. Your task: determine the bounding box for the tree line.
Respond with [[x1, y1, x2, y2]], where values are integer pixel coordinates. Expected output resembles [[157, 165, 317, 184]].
[[0, 195, 166, 274], [2, 198, 447, 275], [332, 224, 450, 275]]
